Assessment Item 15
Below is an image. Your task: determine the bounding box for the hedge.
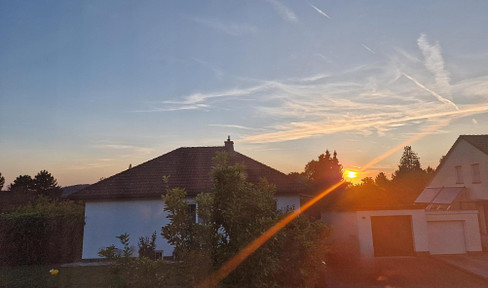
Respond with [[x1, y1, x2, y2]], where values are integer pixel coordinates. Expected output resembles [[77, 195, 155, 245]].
[[0, 197, 84, 266]]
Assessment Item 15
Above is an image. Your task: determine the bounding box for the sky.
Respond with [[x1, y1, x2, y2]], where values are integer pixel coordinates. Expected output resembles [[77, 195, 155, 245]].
[[1, 0, 487, 187]]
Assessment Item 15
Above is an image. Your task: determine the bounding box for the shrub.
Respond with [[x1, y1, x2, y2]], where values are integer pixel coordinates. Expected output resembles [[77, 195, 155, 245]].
[[99, 233, 167, 288], [138, 231, 157, 259]]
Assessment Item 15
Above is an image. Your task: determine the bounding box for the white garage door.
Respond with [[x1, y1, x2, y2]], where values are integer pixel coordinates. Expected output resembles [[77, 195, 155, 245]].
[[428, 221, 466, 255]]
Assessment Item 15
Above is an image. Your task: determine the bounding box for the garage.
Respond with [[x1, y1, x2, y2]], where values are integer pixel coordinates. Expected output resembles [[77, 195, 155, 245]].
[[428, 221, 466, 255], [371, 215, 415, 257]]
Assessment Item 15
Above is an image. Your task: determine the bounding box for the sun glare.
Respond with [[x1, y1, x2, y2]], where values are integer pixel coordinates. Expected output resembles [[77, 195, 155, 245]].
[[346, 170, 357, 179]]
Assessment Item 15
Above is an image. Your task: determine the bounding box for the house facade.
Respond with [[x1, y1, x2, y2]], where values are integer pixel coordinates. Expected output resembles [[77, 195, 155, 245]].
[[70, 139, 308, 259], [420, 135, 488, 250], [322, 135, 486, 258]]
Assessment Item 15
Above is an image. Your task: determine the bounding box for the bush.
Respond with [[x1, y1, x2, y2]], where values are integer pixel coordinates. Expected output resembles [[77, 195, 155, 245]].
[[99, 233, 168, 288], [138, 231, 157, 259]]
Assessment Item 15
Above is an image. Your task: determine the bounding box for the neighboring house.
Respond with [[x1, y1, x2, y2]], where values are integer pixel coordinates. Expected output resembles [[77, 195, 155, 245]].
[[322, 135, 486, 258], [62, 184, 90, 198], [70, 138, 308, 259], [415, 135, 488, 252], [321, 188, 432, 258]]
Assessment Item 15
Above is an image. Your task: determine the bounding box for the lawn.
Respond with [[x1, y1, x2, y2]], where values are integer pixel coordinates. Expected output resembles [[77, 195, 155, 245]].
[[0, 265, 120, 288]]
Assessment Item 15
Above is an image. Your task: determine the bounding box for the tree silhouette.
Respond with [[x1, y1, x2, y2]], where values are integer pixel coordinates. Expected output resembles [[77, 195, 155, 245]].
[[374, 172, 389, 187], [393, 146, 422, 180], [8, 175, 34, 193], [0, 172, 4, 191], [304, 150, 344, 194], [32, 170, 62, 198]]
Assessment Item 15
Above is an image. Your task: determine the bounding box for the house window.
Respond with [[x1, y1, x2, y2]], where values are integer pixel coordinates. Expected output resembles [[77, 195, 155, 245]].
[[472, 164, 481, 183], [455, 166, 463, 184], [188, 204, 197, 223]]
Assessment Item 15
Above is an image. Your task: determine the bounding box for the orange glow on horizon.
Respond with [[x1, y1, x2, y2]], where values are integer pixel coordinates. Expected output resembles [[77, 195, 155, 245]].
[[199, 121, 453, 288]]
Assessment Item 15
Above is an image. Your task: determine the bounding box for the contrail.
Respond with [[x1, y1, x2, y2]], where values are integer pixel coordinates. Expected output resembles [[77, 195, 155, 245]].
[[361, 43, 375, 54], [310, 3, 330, 19], [402, 72, 459, 110]]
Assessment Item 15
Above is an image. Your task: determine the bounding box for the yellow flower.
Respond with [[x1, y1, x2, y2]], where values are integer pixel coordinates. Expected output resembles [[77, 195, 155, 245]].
[[49, 269, 59, 275]]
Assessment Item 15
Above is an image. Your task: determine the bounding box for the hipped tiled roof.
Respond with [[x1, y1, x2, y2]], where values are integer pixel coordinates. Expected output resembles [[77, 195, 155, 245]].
[[70, 146, 306, 200]]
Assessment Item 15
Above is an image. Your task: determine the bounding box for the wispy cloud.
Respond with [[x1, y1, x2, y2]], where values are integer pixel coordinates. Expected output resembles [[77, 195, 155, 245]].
[[242, 104, 488, 143], [417, 34, 452, 98], [361, 43, 375, 54], [138, 83, 272, 112], [209, 124, 262, 131], [265, 0, 298, 22], [139, 34, 487, 144], [192, 18, 257, 36], [309, 3, 330, 19], [95, 144, 154, 155]]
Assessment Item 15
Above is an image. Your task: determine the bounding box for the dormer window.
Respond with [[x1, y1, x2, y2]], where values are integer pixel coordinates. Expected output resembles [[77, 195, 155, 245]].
[[472, 164, 481, 183], [455, 166, 463, 184]]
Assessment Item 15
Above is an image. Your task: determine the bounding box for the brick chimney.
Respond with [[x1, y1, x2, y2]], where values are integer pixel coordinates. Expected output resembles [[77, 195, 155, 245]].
[[224, 136, 234, 152]]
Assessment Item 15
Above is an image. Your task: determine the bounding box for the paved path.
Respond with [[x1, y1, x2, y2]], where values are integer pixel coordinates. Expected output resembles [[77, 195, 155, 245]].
[[324, 256, 488, 288], [434, 253, 488, 280]]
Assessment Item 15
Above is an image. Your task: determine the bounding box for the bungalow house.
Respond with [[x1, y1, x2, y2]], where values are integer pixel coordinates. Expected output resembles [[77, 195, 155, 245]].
[[322, 135, 486, 258], [70, 138, 308, 259]]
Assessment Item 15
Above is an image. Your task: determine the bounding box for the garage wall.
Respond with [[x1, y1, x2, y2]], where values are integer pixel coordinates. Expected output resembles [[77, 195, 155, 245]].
[[426, 210, 482, 253], [322, 212, 360, 258], [356, 210, 429, 258]]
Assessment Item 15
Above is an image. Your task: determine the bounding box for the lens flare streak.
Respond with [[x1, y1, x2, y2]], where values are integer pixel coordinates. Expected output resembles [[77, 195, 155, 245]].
[[198, 181, 345, 288]]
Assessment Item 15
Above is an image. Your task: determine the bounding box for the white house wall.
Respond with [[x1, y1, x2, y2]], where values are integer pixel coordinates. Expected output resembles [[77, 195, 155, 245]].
[[430, 139, 488, 200], [276, 195, 301, 212], [83, 195, 301, 259], [321, 212, 360, 258], [83, 199, 174, 259]]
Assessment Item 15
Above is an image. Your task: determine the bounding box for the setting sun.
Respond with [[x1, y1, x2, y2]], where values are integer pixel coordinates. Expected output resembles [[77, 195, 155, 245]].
[[345, 170, 357, 179]]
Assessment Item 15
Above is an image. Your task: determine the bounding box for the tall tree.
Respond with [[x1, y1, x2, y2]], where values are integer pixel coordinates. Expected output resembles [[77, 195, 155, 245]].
[[32, 170, 62, 198], [161, 151, 329, 287], [0, 172, 4, 191], [304, 150, 344, 193], [374, 172, 389, 187], [8, 175, 33, 193], [393, 146, 422, 180]]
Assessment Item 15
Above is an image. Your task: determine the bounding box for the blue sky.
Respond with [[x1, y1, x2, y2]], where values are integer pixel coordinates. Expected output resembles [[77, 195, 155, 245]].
[[1, 0, 487, 187]]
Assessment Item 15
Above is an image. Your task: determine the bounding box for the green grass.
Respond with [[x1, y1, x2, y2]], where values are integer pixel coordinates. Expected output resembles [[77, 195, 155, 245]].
[[0, 265, 119, 288]]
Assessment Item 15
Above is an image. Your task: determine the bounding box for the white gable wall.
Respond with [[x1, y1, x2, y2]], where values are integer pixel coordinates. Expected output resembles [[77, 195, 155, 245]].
[[430, 139, 488, 200]]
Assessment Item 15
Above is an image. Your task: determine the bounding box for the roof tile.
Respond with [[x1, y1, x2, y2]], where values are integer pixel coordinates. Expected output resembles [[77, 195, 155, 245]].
[[70, 146, 306, 200]]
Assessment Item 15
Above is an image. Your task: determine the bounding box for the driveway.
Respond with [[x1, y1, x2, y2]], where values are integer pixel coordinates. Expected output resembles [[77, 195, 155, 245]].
[[324, 256, 488, 288]]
